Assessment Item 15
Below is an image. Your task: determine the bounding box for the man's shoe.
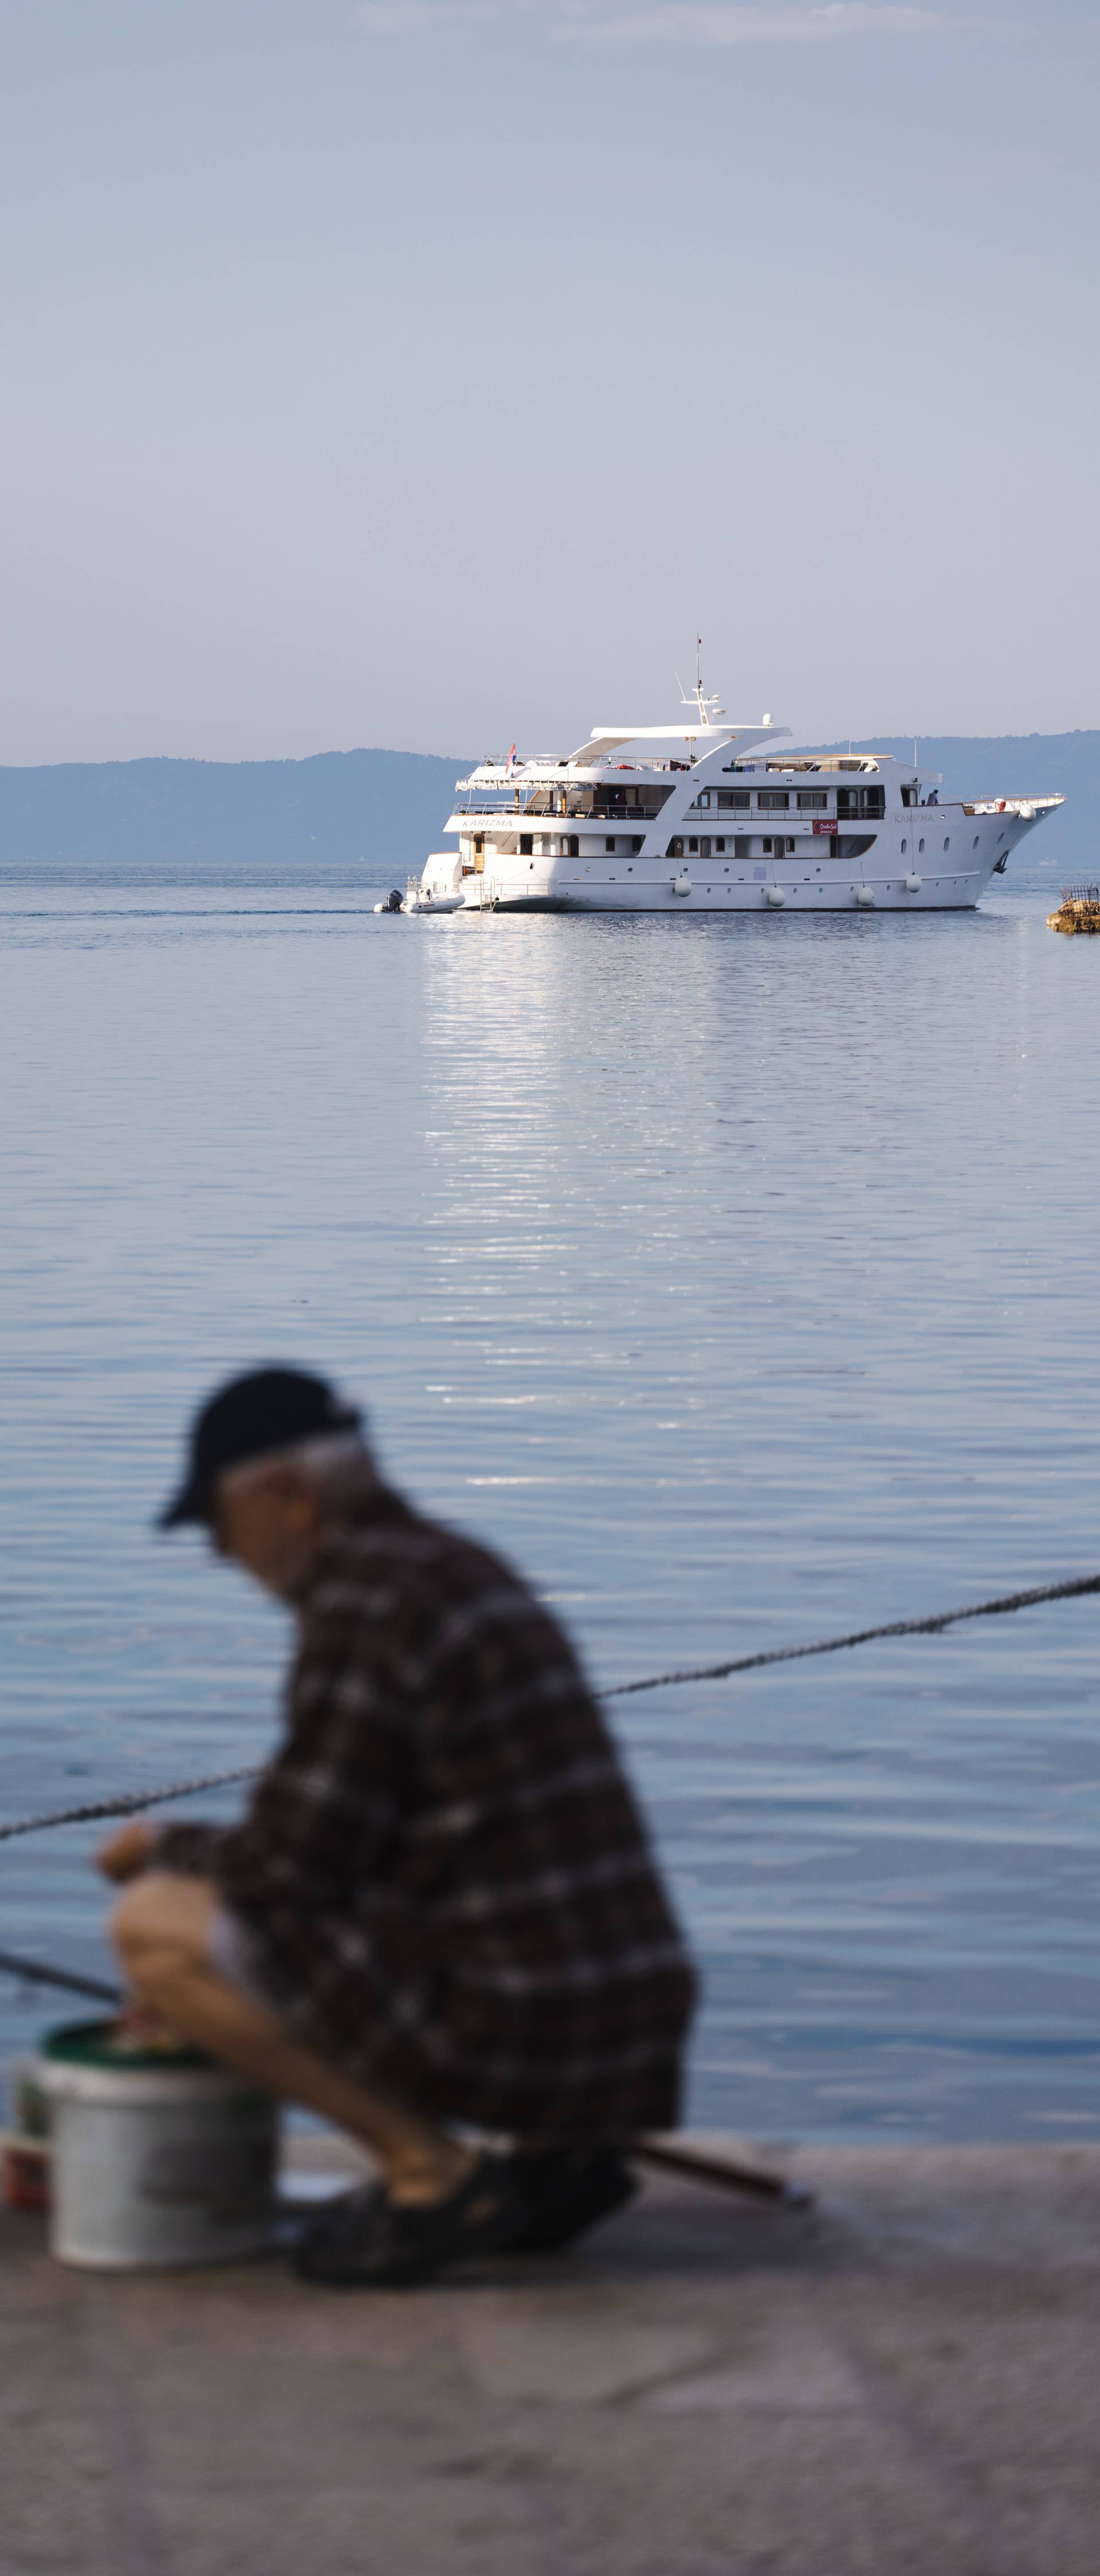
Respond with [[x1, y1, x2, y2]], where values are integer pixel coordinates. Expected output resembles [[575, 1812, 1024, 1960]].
[[507, 2145, 638, 2253], [290, 2153, 524, 2289]]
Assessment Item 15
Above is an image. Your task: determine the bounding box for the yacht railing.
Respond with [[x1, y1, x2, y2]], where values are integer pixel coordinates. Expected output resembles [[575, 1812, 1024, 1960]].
[[454, 800, 669, 823], [460, 756, 689, 785]]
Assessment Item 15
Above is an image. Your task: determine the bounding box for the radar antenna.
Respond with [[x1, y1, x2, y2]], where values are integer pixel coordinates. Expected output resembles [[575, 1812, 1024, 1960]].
[[679, 637, 725, 734]]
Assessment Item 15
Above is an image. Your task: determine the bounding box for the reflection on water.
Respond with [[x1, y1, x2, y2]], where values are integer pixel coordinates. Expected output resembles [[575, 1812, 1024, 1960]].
[[2, 860, 1098, 2141]]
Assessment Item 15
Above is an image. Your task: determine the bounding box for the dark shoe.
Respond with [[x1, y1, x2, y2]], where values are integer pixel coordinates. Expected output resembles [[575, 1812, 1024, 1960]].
[[290, 2153, 523, 2289], [507, 2145, 638, 2253]]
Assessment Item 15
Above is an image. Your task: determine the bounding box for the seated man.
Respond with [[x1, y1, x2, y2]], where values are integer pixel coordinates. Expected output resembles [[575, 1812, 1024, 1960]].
[[102, 1368, 696, 2287]]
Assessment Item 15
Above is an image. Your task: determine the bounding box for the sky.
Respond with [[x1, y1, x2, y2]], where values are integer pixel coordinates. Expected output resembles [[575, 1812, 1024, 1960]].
[[1, 0, 1097, 762]]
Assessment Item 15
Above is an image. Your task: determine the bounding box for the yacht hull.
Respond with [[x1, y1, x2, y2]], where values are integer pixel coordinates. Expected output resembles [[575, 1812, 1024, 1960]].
[[482, 877, 989, 914], [459, 836, 1019, 915]]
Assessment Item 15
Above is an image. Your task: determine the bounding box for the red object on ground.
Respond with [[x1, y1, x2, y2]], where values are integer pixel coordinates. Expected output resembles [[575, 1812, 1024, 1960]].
[[1, 2133, 52, 2213]]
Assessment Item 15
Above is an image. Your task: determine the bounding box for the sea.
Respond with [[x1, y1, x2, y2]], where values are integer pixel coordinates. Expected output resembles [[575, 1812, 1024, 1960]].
[[3, 844, 1099, 2146]]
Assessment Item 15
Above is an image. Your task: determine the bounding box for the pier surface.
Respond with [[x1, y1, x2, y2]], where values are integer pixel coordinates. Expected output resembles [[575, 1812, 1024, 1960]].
[[3, 2139, 1100, 2575]]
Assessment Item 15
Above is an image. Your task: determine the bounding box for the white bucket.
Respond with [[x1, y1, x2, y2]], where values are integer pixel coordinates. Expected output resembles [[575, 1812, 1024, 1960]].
[[39, 2020, 278, 2270]]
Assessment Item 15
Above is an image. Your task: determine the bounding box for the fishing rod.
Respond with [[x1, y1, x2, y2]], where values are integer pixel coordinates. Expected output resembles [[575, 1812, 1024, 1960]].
[[5, 1564, 1099, 1848], [0, 1946, 121, 2007]]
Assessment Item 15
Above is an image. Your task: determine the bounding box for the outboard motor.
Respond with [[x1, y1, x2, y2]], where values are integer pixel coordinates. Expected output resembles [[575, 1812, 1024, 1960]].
[[383, 888, 403, 913]]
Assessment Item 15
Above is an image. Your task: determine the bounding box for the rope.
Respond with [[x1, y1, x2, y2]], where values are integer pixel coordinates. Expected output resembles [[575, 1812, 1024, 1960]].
[[1, 1567, 1098, 1849]]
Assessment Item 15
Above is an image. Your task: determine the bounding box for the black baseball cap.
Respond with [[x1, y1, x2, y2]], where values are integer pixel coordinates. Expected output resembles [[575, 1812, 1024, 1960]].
[[158, 1366, 362, 1529]]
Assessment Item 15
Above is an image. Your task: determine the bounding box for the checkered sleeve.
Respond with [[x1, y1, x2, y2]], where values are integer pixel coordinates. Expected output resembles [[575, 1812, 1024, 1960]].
[[157, 1586, 411, 1933]]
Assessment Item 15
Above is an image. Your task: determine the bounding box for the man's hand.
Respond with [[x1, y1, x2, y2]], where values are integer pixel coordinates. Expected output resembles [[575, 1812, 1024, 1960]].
[[96, 1819, 160, 1883]]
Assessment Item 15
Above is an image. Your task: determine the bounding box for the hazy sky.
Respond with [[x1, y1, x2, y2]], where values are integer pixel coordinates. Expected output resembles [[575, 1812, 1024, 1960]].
[[2, 0, 1097, 761]]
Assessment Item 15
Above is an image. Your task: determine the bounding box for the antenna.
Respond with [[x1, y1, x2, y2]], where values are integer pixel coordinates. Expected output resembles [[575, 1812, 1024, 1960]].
[[677, 641, 726, 743]]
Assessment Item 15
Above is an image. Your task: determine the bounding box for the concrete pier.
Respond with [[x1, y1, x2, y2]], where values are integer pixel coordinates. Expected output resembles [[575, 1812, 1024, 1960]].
[[3, 2139, 1100, 2575]]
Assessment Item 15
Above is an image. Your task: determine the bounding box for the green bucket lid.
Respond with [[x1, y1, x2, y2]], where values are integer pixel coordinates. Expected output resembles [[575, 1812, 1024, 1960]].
[[42, 2018, 215, 2074]]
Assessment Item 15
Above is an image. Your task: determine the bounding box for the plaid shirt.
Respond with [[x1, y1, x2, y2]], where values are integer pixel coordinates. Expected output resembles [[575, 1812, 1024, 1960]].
[[159, 1483, 695, 2136]]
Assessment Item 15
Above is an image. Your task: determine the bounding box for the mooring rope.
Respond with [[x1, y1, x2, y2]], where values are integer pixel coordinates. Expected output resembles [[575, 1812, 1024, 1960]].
[[1, 1567, 1097, 1852]]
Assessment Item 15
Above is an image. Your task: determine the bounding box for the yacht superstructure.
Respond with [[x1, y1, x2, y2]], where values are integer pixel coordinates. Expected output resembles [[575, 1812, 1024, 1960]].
[[412, 678, 1062, 915]]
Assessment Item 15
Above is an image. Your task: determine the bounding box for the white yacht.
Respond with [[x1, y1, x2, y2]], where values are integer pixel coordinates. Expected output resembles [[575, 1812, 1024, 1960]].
[[411, 673, 1063, 915]]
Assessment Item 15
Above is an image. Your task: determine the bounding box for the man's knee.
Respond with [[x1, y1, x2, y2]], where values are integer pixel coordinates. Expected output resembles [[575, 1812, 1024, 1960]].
[[111, 1872, 218, 1994]]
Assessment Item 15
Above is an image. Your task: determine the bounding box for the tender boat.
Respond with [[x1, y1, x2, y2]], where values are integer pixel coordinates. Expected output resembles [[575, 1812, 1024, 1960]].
[[412, 670, 1063, 916], [404, 884, 465, 915]]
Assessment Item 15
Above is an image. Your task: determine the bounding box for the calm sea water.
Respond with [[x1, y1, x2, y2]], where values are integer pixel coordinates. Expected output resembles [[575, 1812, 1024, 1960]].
[[3, 847, 1099, 2144]]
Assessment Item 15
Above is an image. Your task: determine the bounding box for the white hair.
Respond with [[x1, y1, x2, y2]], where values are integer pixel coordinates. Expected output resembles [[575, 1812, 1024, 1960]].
[[219, 1431, 373, 1499], [289, 1432, 369, 1476]]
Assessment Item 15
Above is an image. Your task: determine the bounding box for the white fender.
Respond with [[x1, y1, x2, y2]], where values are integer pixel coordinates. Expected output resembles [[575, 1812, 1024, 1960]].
[[765, 885, 785, 908], [854, 884, 875, 907], [903, 874, 922, 894], [671, 871, 692, 897]]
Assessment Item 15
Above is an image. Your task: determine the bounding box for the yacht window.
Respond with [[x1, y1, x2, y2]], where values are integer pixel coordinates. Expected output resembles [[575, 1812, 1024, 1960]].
[[689, 837, 698, 852], [716, 838, 725, 852], [758, 791, 789, 810], [973, 834, 979, 848], [667, 837, 685, 859], [918, 838, 925, 853], [700, 837, 712, 860], [717, 790, 750, 811], [567, 834, 579, 858], [797, 791, 827, 811], [944, 836, 950, 850], [631, 836, 643, 853], [901, 838, 907, 854], [606, 837, 615, 852], [763, 837, 772, 853], [520, 834, 533, 857], [838, 786, 885, 820], [697, 791, 712, 810]]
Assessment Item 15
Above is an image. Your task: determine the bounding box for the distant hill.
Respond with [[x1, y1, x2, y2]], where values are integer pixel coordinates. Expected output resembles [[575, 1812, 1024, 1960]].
[[0, 749, 468, 873], [831, 732, 1094, 808], [0, 733, 1093, 875]]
